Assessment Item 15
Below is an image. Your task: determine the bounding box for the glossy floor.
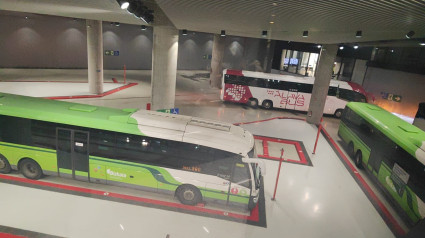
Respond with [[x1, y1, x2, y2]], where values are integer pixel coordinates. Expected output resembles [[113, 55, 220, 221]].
[[0, 69, 405, 237]]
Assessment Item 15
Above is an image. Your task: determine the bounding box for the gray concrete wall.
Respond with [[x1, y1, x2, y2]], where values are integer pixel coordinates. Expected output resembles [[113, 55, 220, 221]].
[[0, 11, 270, 71], [363, 67, 425, 117]]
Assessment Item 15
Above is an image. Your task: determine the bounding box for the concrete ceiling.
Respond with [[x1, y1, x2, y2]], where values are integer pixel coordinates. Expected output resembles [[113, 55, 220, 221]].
[[1, 0, 425, 45]]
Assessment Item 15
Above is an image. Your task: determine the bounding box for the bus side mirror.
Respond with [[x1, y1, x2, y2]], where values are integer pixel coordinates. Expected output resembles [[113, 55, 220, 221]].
[[242, 157, 266, 176]]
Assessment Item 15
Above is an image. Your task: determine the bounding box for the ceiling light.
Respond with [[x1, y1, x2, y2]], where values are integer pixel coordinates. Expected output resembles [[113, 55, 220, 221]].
[[390, 49, 394, 53], [270, 21, 274, 24], [353, 45, 359, 49], [303, 31, 308, 37], [115, 22, 120, 26], [272, 2, 277, 6], [356, 30, 362, 38], [220, 30, 226, 36], [317, 45, 322, 48], [141, 25, 146, 30], [182, 29, 188, 35], [262, 30, 267, 38], [405, 30, 415, 39], [339, 46, 344, 50], [117, 0, 129, 9], [25, 16, 28, 19], [420, 42, 425, 46]]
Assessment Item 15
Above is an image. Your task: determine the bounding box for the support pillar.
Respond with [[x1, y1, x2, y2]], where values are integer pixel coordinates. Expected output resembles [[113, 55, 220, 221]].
[[151, 25, 179, 110], [86, 20, 103, 94], [209, 34, 226, 89], [306, 44, 338, 125]]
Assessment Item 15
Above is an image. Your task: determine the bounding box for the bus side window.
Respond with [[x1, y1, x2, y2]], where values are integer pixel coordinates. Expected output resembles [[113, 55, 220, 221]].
[[298, 83, 313, 93], [232, 162, 251, 188]]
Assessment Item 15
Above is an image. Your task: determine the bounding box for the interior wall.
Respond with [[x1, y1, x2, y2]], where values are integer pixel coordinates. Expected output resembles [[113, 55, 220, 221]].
[[351, 59, 368, 85], [363, 67, 425, 117], [0, 11, 272, 71]]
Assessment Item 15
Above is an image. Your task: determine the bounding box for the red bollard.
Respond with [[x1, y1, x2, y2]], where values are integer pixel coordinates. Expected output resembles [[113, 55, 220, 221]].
[[146, 103, 151, 110], [271, 148, 284, 201], [312, 118, 323, 154]]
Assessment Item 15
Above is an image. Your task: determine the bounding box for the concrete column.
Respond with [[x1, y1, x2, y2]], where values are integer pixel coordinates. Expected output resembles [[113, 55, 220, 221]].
[[86, 20, 103, 94], [306, 44, 338, 125], [151, 25, 179, 110], [209, 34, 226, 89]]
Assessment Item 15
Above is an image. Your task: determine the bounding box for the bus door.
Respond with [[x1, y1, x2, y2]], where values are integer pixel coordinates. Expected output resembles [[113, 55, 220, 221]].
[[228, 161, 252, 207], [284, 82, 299, 110], [56, 128, 89, 182]]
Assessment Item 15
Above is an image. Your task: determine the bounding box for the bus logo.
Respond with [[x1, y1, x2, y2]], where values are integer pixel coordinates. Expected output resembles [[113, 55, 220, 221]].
[[107, 169, 127, 178]]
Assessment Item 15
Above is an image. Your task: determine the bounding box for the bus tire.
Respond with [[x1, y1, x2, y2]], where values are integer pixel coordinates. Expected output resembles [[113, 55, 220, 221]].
[[354, 151, 363, 169], [176, 184, 202, 206], [0, 154, 12, 174], [20, 159, 43, 180], [334, 109, 343, 118], [248, 98, 258, 108], [262, 100, 273, 109], [348, 142, 354, 158]]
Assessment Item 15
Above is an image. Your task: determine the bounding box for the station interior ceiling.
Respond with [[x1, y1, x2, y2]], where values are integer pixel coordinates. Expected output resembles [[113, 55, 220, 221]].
[[1, 0, 425, 45]]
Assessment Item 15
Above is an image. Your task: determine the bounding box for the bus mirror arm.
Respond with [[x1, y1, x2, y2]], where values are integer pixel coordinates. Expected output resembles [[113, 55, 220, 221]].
[[242, 157, 266, 176]]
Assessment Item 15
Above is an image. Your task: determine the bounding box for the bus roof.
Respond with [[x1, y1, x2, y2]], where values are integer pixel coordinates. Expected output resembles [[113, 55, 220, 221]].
[[347, 102, 425, 165], [225, 69, 355, 90], [0, 93, 253, 155]]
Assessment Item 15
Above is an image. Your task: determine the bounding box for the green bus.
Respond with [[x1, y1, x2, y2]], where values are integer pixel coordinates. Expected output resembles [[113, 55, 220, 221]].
[[0, 93, 264, 210], [338, 102, 425, 225]]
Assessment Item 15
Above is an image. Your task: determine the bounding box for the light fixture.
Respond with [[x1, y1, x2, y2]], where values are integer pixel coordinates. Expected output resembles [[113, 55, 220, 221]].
[[141, 25, 146, 30], [353, 45, 359, 49], [126, 0, 154, 24], [182, 29, 188, 35], [356, 30, 362, 38], [262, 30, 267, 38], [269, 21, 274, 24], [25, 16, 28, 19], [390, 49, 394, 53], [405, 30, 415, 39], [339, 45, 344, 50], [317, 45, 322, 48], [115, 22, 120, 26], [117, 0, 129, 9], [303, 31, 308, 37], [420, 41, 425, 46], [220, 30, 226, 36]]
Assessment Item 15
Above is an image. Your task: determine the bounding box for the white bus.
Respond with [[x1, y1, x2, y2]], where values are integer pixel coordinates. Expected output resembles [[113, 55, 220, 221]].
[[220, 69, 368, 118]]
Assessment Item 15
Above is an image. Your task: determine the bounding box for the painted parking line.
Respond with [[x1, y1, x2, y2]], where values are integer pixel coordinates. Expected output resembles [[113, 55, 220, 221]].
[[0, 174, 267, 228]]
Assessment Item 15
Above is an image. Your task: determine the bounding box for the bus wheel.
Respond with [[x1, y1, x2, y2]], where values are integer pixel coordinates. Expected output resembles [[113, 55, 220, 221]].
[[248, 98, 258, 108], [334, 109, 343, 118], [176, 184, 202, 206], [348, 142, 354, 158], [20, 159, 43, 180], [0, 155, 12, 174], [354, 151, 363, 169], [262, 100, 273, 109]]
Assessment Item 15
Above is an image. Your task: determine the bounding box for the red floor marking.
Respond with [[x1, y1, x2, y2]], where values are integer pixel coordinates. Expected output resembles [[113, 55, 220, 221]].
[[0, 233, 26, 238], [111, 78, 118, 83], [254, 135, 308, 165], [1, 80, 118, 84], [320, 127, 406, 236], [262, 140, 269, 157], [234, 116, 306, 126], [44, 83, 138, 100], [0, 174, 259, 222]]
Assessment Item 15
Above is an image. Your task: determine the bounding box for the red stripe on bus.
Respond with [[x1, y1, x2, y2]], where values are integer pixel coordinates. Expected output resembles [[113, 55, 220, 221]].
[[320, 127, 406, 236], [44, 83, 138, 100], [0, 174, 259, 222], [226, 69, 243, 76]]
